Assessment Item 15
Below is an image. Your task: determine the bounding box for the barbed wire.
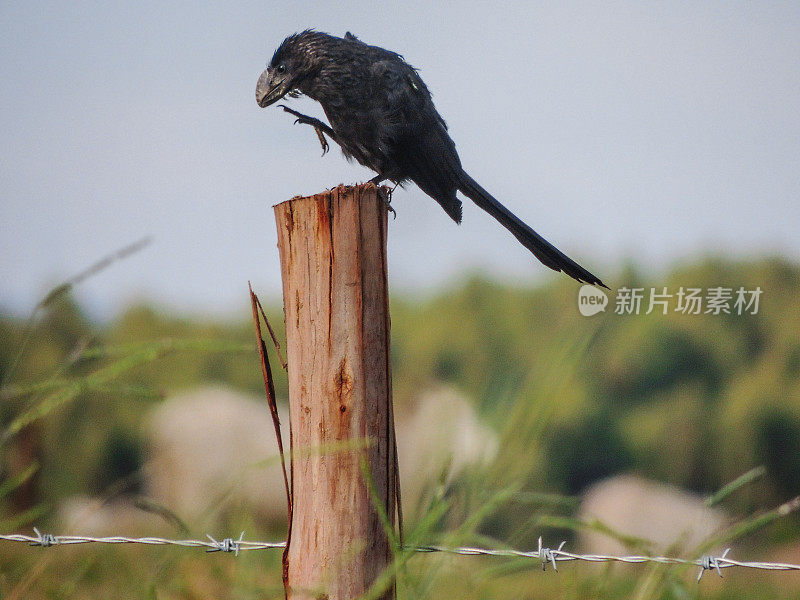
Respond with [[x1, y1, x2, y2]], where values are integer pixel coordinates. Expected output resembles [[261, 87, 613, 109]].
[[0, 528, 284, 554], [3, 529, 799, 581]]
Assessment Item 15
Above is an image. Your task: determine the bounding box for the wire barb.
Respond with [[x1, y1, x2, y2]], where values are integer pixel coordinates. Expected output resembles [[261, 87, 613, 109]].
[[697, 548, 730, 581], [30, 527, 57, 548], [537, 537, 566, 572], [206, 531, 245, 556]]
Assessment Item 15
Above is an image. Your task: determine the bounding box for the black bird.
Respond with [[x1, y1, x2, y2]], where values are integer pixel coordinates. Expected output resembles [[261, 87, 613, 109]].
[[256, 30, 606, 287]]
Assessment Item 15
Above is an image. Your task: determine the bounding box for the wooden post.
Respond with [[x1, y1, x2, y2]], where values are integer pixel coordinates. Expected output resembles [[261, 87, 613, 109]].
[[274, 184, 396, 600]]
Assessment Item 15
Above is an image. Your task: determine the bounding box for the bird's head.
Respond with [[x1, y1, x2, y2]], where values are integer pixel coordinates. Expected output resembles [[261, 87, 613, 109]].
[[256, 30, 323, 108]]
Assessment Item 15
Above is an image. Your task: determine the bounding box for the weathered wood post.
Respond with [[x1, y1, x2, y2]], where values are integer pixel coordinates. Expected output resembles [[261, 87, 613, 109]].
[[274, 184, 397, 600]]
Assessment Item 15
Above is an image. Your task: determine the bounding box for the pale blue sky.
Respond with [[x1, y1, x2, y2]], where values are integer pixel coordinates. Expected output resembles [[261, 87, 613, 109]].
[[2, 1, 798, 318]]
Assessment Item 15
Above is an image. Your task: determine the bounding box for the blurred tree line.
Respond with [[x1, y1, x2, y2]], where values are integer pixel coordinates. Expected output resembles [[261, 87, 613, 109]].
[[1, 256, 799, 536]]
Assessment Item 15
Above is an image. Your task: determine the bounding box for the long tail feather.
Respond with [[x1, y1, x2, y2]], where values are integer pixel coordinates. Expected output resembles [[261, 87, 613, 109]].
[[458, 172, 607, 287]]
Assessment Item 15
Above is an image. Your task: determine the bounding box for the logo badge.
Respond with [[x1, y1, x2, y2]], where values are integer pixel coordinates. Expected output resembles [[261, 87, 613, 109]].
[[578, 285, 608, 316]]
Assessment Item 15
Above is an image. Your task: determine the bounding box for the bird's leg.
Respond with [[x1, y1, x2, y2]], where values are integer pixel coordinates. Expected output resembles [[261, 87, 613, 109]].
[[370, 176, 396, 219], [278, 105, 338, 156]]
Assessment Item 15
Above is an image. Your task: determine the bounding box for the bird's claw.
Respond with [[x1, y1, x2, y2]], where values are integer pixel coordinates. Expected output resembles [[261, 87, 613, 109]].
[[280, 105, 330, 155], [376, 186, 397, 219], [316, 130, 330, 156]]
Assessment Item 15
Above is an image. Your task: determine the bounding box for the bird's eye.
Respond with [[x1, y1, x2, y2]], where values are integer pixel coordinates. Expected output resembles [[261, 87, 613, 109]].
[[277, 64, 286, 74]]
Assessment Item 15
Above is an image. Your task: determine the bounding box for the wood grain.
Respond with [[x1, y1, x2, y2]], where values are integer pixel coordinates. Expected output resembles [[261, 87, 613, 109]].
[[275, 184, 396, 600]]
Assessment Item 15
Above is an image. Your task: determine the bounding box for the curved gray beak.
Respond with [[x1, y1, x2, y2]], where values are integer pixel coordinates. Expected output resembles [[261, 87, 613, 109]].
[[256, 70, 287, 108]]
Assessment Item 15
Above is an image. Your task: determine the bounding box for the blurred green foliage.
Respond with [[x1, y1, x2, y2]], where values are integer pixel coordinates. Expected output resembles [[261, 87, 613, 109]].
[[1, 255, 799, 598]]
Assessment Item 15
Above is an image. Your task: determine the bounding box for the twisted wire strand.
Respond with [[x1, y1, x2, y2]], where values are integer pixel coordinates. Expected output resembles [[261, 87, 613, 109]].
[[3, 530, 799, 579]]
